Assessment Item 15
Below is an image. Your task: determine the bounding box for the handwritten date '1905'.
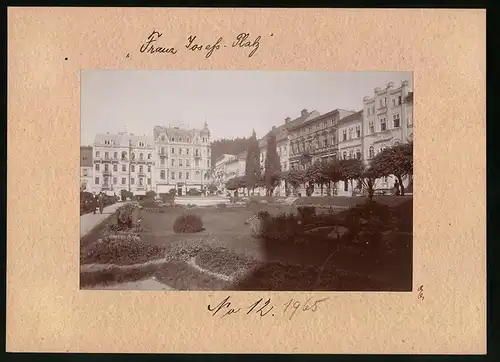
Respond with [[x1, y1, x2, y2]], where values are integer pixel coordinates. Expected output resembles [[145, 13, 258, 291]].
[[207, 296, 329, 320]]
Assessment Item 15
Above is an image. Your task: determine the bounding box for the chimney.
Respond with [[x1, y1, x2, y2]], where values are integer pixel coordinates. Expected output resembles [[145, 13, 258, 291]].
[[272, 125, 276, 130], [363, 96, 370, 102], [374, 87, 382, 93], [387, 81, 394, 89], [285, 117, 291, 124], [301, 109, 308, 118]]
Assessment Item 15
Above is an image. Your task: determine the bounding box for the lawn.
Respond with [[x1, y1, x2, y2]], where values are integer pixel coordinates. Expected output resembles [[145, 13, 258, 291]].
[[80, 198, 412, 291]]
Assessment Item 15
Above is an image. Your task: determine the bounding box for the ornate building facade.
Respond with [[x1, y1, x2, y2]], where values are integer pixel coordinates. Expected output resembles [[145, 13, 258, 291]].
[[152, 122, 211, 196], [92, 132, 155, 196]]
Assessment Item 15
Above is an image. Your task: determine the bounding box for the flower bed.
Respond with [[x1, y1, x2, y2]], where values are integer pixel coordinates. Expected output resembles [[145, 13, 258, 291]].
[[81, 233, 166, 266]]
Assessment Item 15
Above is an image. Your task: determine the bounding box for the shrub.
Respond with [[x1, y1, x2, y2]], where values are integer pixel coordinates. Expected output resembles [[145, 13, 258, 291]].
[[297, 206, 316, 221], [216, 203, 227, 209], [173, 214, 204, 233], [145, 190, 156, 199], [260, 212, 304, 241], [117, 204, 140, 228], [140, 199, 157, 208]]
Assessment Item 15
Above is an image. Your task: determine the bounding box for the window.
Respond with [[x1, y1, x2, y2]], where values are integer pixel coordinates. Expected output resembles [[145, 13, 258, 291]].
[[160, 170, 165, 179], [114, 152, 118, 159], [121, 151, 127, 159], [104, 164, 109, 171], [179, 159, 183, 167], [369, 146, 375, 159], [96, 151, 100, 158], [179, 148, 183, 155], [342, 130, 347, 141], [372, 106, 375, 114], [171, 159, 175, 166], [161, 158, 165, 165], [186, 172, 189, 180], [367, 107, 370, 116], [369, 121, 375, 134], [113, 177, 117, 185], [393, 113, 400, 128], [348, 129, 353, 140], [343, 151, 347, 160], [148, 165, 151, 172], [384, 97, 387, 106], [139, 165, 143, 173], [283, 146, 287, 156], [323, 139, 328, 147], [398, 96, 402, 105], [148, 153, 152, 160], [186, 148, 189, 155], [122, 164, 126, 172], [83, 169, 88, 176], [186, 159, 190, 167], [131, 165, 135, 172], [195, 159, 199, 167], [95, 177, 99, 184], [380, 117, 387, 131], [113, 164, 118, 172], [140, 153, 144, 160], [344, 180, 348, 192], [171, 172, 175, 180], [179, 172, 183, 179], [131, 178, 135, 185], [379, 99, 383, 108], [95, 164, 100, 171], [131, 153, 135, 160], [171, 148, 175, 154], [148, 178, 151, 185], [121, 178, 126, 185], [392, 98, 396, 107], [356, 126, 361, 138], [356, 149, 362, 160], [207, 160, 210, 167], [316, 124, 320, 130], [171, 137, 175, 142], [349, 150, 354, 159]]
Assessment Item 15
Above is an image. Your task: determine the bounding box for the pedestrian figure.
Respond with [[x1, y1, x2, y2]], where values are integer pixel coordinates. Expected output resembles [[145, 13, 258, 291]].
[[394, 180, 401, 196], [92, 192, 97, 214], [98, 193, 105, 214]]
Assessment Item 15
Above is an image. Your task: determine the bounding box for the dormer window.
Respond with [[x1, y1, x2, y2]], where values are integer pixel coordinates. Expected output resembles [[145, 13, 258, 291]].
[[161, 135, 165, 141]]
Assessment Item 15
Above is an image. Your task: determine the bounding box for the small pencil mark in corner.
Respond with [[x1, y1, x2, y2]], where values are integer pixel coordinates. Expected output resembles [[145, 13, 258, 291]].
[[64, 57, 68, 60], [126, 53, 130, 58], [270, 33, 274, 36]]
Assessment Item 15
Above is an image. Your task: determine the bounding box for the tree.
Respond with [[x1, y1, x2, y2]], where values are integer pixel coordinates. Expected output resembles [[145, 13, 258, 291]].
[[336, 158, 382, 201], [370, 142, 413, 196], [304, 159, 330, 195], [263, 133, 282, 196], [226, 176, 246, 191], [207, 183, 218, 194], [145, 190, 156, 200], [282, 168, 305, 196], [245, 129, 261, 195]]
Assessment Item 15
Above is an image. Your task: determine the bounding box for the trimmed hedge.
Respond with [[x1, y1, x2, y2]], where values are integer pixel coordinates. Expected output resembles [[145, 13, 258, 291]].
[[173, 214, 204, 233]]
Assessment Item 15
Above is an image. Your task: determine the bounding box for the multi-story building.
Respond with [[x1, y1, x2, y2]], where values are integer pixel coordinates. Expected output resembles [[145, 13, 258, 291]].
[[80, 146, 93, 192], [212, 154, 236, 193], [337, 110, 364, 195], [362, 80, 413, 191], [152, 122, 211, 196], [288, 109, 355, 170], [92, 132, 155, 196]]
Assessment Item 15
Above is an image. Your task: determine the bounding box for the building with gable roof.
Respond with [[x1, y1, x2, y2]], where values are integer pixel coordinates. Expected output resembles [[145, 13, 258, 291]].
[[153, 122, 211, 196], [92, 132, 155, 196], [80, 146, 93, 192]]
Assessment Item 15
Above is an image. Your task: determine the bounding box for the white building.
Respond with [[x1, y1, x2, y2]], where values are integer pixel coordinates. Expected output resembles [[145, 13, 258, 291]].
[[212, 153, 239, 194], [362, 80, 413, 192], [152, 122, 211, 196], [92, 132, 155, 196]]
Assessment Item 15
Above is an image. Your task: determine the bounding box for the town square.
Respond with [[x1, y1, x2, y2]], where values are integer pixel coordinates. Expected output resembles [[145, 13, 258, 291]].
[[80, 71, 413, 291]]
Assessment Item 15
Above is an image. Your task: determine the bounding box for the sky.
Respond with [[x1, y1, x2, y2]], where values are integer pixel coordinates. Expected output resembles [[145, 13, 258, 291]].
[[81, 70, 412, 146]]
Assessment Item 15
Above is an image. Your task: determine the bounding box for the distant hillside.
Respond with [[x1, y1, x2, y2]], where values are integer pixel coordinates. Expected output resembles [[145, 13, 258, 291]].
[[210, 137, 253, 169]]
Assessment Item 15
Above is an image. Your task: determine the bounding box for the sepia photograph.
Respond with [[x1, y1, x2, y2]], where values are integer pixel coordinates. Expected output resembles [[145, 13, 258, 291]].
[[80, 70, 414, 292]]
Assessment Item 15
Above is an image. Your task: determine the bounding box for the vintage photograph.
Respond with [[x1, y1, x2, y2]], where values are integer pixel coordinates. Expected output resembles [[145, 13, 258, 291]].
[[80, 70, 414, 291]]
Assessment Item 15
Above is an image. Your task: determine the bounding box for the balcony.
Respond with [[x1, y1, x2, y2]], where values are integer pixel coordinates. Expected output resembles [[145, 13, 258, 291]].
[[194, 154, 202, 159], [102, 184, 112, 190], [138, 171, 146, 177], [103, 170, 112, 176], [159, 153, 167, 158]]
